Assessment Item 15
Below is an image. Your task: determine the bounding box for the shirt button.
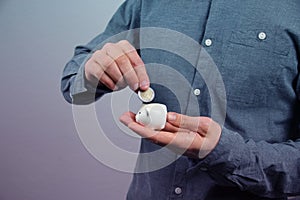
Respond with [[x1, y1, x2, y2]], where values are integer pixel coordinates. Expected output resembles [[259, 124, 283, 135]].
[[258, 32, 267, 40], [194, 89, 201, 96], [204, 39, 212, 47], [174, 187, 182, 195]]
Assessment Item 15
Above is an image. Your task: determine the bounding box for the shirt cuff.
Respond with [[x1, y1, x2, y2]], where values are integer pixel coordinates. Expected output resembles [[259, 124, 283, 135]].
[[70, 63, 94, 96], [188, 127, 245, 185], [70, 57, 112, 104], [201, 127, 243, 166]]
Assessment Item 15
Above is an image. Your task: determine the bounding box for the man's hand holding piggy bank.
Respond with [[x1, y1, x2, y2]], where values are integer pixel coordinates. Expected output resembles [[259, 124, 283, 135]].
[[120, 103, 222, 159]]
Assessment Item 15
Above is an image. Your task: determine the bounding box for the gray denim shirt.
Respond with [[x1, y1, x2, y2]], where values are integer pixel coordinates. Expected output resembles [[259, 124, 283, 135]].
[[61, 0, 300, 199]]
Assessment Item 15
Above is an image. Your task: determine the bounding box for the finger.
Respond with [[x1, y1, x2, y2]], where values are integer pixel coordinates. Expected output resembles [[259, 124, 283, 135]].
[[134, 65, 150, 90], [167, 131, 202, 155], [93, 50, 126, 88], [132, 122, 200, 156], [119, 111, 166, 144], [104, 43, 139, 91], [163, 122, 180, 132], [84, 59, 100, 83], [121, 67, 140, 91], [168, 113, 214, 137], [104, 63, 127, 89], [167, 112, 199, 131], [98, 71, 117, 90], [167, 112, 202, 133], [120, 112, 202, 155], [162, 123, 191, 149], [163, 122, 190, 133], [117, 40, 150, 90], [127, 120, 175, 145], [119, 111, 136, 126], [86, 60, 117, 90]]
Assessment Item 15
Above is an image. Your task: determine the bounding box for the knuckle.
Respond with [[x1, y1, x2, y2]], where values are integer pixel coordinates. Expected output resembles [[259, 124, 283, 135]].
[[91, 50, 114, 69], [117, 55, 129, 66], [101, 56, 113, 67], [181, 116, 189, 125], [118, 40, 130, 46], [92, 50, 102, 59], [202, 117, 212, 124], [134, 58, 145, 67], [118, 40, 135, 53], [149, 135, 158, 143], [199, 117, 212, 132], [135, 66, 147, 77], [103, 42, 114, 50], [124, 71, 138, 82]]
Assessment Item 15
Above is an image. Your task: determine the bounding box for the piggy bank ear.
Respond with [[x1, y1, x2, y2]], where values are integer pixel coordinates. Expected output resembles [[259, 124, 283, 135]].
[[145, 107, 151, 117]]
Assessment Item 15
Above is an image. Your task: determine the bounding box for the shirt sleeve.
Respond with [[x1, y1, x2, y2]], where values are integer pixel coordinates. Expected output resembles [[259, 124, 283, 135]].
[[187, 53, 300, 198], [192, 125, 300, 198], [60, 0, 141, 104]]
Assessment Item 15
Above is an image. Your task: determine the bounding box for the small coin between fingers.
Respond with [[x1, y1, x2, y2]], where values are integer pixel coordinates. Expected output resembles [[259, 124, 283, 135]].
[[138, 87, 155, 103]]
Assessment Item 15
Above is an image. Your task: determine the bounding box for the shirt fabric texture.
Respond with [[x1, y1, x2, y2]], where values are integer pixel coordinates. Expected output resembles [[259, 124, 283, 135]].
[[61, 0, 300, 199]]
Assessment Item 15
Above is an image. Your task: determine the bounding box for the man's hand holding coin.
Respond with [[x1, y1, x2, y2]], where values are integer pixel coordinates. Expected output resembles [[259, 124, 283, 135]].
[[84, 40, 150, 92]]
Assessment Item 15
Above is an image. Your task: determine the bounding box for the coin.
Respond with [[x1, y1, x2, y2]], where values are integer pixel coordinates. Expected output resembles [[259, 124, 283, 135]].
[[138, 87, 155, 103]]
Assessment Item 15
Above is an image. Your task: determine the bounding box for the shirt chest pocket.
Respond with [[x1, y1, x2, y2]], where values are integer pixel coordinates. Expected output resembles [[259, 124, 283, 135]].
[[221, 28, 290, 106]]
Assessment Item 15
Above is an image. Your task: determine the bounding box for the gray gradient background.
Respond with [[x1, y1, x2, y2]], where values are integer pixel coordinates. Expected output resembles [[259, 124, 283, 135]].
[[0, 0, 141, 200]]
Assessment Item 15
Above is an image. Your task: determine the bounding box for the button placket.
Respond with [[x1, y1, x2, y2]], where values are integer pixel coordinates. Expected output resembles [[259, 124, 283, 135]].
[[169, 157, 187, 198]]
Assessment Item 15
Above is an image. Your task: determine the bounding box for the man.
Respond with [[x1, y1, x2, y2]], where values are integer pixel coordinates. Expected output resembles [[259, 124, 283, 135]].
[[61, 0, 300, 199]]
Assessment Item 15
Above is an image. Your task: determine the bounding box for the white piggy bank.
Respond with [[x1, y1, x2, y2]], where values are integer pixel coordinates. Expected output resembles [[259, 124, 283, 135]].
[[135, 103, 167, 130]]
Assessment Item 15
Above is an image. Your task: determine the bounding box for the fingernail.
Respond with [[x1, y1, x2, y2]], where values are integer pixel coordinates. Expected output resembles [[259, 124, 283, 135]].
[[168, 113, 176, 121], [140, 80, 149, 89], [133, 83, 139, 91], [113, 85, 119, 91]]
